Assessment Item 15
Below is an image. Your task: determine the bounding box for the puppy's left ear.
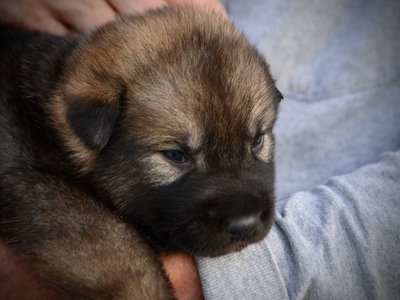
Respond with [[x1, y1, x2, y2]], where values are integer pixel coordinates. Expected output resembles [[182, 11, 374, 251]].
[[276, 89, 283, 102], [66, 95, 121, 151]]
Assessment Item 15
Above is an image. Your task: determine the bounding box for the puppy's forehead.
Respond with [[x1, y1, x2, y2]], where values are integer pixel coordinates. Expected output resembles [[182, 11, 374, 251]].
[[122, 10, 278, 144]]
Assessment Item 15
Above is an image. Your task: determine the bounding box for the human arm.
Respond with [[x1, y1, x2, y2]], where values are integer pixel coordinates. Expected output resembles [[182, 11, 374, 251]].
[[0, 0, 227, 35], [159, 149, 400, 299], [197, 149, 400, 299]]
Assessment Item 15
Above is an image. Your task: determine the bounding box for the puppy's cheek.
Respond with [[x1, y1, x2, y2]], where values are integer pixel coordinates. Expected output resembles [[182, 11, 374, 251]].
[[256, 134, 274, 162], [141, 154, 184, 186]]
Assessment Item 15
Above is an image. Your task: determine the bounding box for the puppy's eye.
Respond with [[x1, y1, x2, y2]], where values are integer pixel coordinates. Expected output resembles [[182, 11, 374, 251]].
[[163, 150, 187, 163], [252, 134, 264, 151]]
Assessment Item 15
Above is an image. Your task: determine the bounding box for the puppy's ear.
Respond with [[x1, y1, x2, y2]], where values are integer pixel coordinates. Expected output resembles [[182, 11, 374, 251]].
[[66, 96, 120, 151], [276, 89, 283, 102], [50, 77, 125, 172]]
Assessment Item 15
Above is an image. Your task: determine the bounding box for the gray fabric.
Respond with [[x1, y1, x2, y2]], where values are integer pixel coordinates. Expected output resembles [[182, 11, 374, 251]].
[[197, 0, 400, 299]]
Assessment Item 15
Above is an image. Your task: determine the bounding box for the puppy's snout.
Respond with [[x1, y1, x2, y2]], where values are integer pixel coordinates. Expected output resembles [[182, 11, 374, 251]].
[[225, 213, 262, 241], [194, 175, 274, 252]]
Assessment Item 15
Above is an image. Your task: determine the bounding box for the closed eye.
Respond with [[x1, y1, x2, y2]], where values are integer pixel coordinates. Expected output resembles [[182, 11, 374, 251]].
[[251, 134, 264, 152]]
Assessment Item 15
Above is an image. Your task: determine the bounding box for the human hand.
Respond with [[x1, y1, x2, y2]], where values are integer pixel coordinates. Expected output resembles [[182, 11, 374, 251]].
[[161, 251, 204, 300], [0, 241, 203, 300], [0, 0, 227, 35], [0, 242, 61, 300]]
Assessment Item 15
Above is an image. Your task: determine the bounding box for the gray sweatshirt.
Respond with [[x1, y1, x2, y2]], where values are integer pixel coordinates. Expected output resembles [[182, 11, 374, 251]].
[[197, 0, 400, 299]]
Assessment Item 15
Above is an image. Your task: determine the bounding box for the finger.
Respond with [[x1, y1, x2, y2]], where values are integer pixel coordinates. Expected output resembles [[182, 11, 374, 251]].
[[30, 16, 70, 35], [0, 2, 69, 35], [160, 251, 203, 300], [167, 0, 228, 19], [21, 12, 70, 35], [107, 0, 167, 15], [46, 0, 117, 33]]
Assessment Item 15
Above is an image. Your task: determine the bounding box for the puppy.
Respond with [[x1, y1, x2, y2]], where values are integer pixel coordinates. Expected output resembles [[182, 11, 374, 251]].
[[0, 8, 281, 299]]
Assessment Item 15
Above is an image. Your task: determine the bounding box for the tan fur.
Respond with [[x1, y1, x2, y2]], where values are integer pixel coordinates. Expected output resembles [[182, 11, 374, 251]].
[[50, 10, 278, 177]]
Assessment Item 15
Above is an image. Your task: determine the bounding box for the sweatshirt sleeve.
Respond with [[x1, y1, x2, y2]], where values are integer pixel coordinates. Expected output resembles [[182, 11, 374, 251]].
[[197, 149, 400, 300]]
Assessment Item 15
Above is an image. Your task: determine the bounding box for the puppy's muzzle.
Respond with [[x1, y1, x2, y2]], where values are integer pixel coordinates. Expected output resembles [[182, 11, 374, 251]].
[[137, 168, 275, 256], [204, 188, 273, 239]]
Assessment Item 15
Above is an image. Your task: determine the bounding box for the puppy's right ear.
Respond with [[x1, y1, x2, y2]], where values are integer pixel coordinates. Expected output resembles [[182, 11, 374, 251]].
[[50, 76, 124, 173], [49, 27, 130, 172]]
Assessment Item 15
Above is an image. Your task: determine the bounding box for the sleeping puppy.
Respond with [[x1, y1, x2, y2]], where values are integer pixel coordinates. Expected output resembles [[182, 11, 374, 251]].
[[0, 8, 281, 299]]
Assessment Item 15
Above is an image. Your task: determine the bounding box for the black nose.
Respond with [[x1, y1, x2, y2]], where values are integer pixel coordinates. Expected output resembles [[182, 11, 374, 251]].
[[225, 215, 261, 241]]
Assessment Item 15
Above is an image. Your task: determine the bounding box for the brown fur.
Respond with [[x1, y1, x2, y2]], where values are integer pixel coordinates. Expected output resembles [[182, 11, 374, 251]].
[[0, 8, 281, 299]]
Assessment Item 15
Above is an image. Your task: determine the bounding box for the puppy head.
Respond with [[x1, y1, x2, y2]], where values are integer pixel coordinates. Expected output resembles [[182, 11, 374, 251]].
[[51, 8, 282, 257]]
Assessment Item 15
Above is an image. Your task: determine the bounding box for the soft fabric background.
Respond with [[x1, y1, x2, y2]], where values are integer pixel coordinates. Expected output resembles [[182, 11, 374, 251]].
[[198, 0, 400, 299]]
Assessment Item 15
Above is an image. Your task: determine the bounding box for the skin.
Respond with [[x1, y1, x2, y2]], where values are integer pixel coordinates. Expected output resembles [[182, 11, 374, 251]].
[[0, 0, 228, 299], [0, 0, 228, 35], [0, 228, 202, 300]]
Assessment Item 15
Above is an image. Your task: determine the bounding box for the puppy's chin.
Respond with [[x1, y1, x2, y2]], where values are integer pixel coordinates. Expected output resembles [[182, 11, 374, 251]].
[[176, 225, 272, 258]]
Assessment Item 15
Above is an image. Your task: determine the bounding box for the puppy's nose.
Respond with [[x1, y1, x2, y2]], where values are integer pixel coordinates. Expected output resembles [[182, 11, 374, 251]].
[[225, 215, 261, 241]]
